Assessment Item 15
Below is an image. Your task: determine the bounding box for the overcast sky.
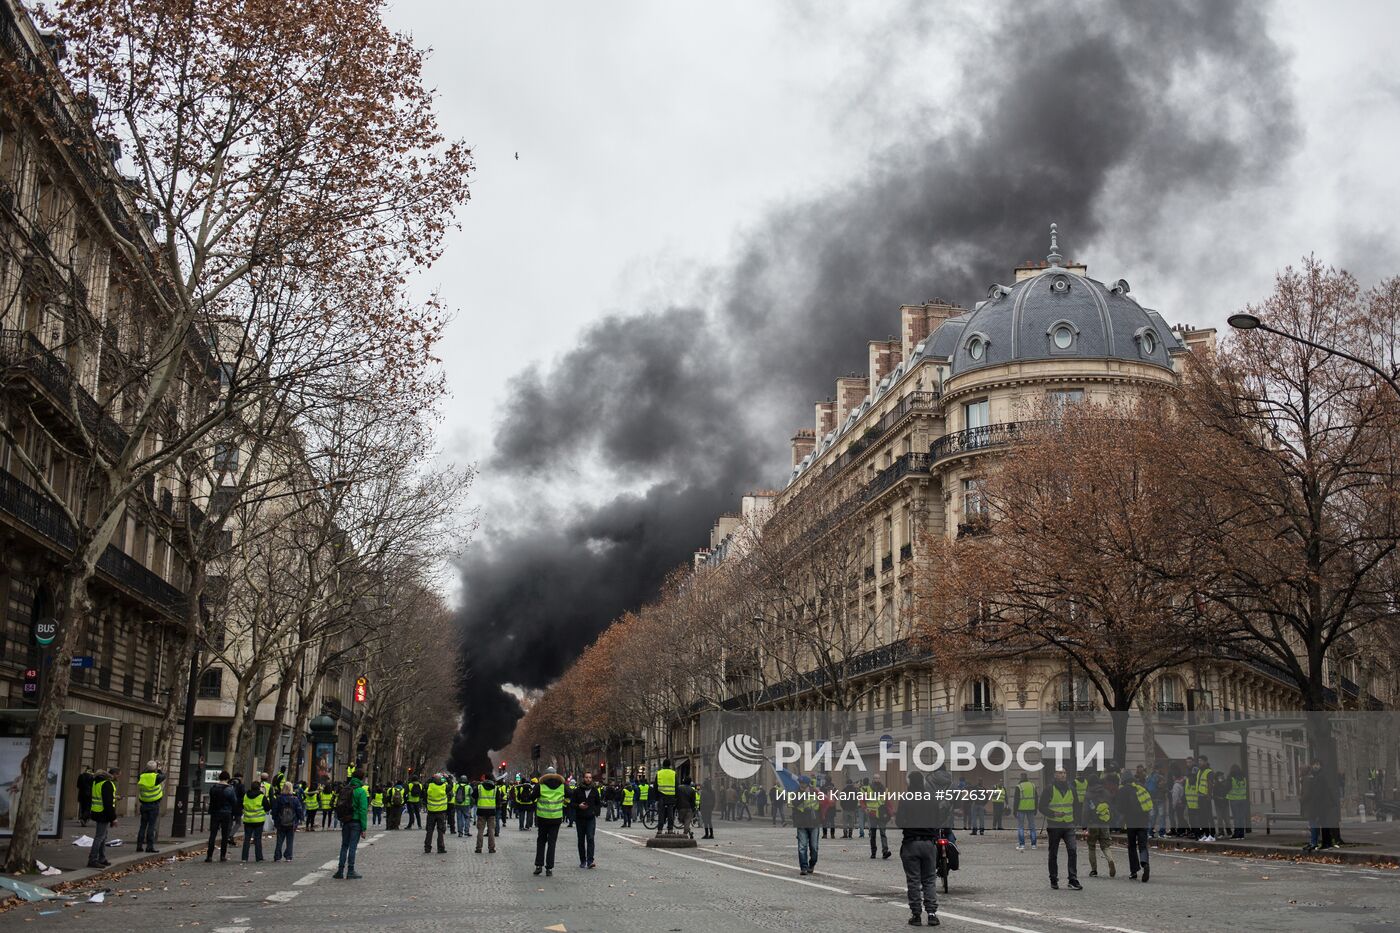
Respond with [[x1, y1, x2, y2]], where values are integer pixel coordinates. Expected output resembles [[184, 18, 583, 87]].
[[389, 0, 1398, 562]]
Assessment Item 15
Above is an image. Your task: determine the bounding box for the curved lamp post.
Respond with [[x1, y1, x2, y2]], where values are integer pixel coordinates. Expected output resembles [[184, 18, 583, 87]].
[[1227, 313, 1400, 399]]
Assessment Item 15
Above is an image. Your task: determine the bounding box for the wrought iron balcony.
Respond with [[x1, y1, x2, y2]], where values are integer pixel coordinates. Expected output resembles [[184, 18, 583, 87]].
[[880, 554, 893, 573], [957, 518, 990, 539], [899, 542, 912, 561], [0, 329, 130, 456], [0, 465, 186, 617], [1055, 700, 1098, 718], [930, 420, 1048, 464], [962, 702, 1000, 719]]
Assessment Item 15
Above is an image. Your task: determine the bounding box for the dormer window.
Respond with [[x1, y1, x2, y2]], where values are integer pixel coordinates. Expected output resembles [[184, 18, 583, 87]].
[[1134, 326, 1160, 358], [1053, 326, 1073, 349], [966, 333, 988, 362]]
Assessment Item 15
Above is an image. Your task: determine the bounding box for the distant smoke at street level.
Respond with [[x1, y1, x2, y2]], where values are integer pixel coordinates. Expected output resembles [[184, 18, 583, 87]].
[[449, 0, 1298, 774]]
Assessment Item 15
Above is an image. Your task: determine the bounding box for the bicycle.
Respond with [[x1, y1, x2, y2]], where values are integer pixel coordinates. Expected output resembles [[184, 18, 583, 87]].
[[936, 830, 959, 894]]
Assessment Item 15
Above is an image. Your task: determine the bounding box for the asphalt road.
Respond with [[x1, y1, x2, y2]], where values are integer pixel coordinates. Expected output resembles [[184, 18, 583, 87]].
[[3, 818, 1397, 932]]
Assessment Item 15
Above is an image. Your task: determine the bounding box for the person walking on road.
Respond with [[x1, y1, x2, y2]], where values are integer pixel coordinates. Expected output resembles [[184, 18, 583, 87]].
[[868, 779, 892, 859], [699, 778, 716, 839], [271, 782, 305, 862], [473, 774, 500, 853], [793, 775, 821, 876], [241, 779, 268, 862], [533, 769, 567, 876], [1083, 775, 1115, 878], [571, 771, 602, 868], [1040, 768, 1081, 890], [86, 767, 119, 869], [136, 759, 165, 853], [1013, 772, 1038, 850], [896, 771, 944, 927], [771, 784, 786, 827], [205, 771, 237, 862], [424, 773, 450, 853], [332, 772, 369, 879], [1107, 774, 1152, 882]]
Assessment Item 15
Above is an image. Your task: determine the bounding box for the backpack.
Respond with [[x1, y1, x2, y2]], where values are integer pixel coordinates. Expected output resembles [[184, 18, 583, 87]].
[[336, 788, 356, 822], [277, 800, 297, 829]]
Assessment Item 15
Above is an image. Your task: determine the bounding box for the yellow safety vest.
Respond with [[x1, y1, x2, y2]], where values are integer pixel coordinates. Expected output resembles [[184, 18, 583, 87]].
[[1227, 777, 1248, 801], [320, 790, 335, 809], [1047, 785, 1075, 824], [305, 789, 320, 810], [1074, 777, 1087, 803], [243, 792, 266, 824], [622, 787, 635, 806], [1132, 782, 1153, 814], [639, 784, 649, 801], [372, 792, 384, 807], [1185, 773, 1200, 809], [1017, 780, 1037, 811], [537, 784, 565, 820], [426, 782, 448, 812], [90, 778, 113, 815], [138, 770, 163, 804], [475, 784, 497, 808], [656, 768, 676, 797]]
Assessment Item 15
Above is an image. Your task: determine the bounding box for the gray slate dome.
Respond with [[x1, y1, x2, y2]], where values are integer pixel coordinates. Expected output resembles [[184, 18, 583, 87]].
[[926, 235, 1180, 377]]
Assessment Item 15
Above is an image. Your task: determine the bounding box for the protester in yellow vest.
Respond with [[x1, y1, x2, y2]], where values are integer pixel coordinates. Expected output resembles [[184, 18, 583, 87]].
[[1038, 769, 1082, 890], [136, 759, 165, 853], [85, 768, 119, 869], [424, 774, 450, 854], [241, 779, 268, 862]]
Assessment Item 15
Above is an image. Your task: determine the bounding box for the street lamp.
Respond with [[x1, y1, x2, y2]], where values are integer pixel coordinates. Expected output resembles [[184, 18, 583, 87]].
[[1227, 313, 1400, 398]]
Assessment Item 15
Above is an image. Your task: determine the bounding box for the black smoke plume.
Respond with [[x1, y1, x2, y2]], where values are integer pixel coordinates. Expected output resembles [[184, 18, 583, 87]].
[[450, 0, 1297, 774]]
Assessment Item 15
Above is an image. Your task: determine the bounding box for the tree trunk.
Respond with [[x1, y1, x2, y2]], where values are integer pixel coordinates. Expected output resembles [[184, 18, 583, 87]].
[[224, 661, 262, 779], [3, 567, 93, 873], [155, 564, 206, 765], [288, 687, 318, 787], [262, 651, 301, 777], [234, 668, 262, 777]]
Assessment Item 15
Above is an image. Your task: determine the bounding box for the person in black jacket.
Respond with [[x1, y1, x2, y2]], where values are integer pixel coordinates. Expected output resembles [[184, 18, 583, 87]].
[[76, 766, 95, 827], [570, 771, 603, 868], [896, 771, 945, 927], [86, 768, 119, 869], [270, 782, 306, 862], [206, 771, 237, 862]]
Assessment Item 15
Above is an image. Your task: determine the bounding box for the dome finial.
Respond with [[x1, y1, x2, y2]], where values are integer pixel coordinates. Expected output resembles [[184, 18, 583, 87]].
[[1047, 223, 1063, 266]]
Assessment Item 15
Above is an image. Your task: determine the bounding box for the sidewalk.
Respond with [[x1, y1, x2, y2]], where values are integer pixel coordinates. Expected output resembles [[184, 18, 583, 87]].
[[1128, 816, 1400, 867], [2, 808, 228, 898]]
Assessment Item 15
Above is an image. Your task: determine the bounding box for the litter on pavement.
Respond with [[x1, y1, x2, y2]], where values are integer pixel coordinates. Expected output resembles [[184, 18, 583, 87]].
[[0, 875, 63, 902]]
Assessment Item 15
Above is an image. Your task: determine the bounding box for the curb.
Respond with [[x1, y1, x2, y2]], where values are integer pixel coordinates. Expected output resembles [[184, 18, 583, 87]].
[[47, 837, 210, 892], [1121, 834, 1400, 868]]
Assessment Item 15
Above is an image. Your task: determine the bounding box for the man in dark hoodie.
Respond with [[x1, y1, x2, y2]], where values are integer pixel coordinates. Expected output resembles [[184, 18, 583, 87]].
[[473, 774, 500, 853], [897, 771, 947, 927], [533, 769, 567, 876]]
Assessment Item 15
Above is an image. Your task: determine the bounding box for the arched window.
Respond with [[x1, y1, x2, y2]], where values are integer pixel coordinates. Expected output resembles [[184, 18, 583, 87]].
[[965, 677, 996, 714]]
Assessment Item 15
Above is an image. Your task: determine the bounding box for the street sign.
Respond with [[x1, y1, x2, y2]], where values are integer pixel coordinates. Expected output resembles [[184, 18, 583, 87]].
[[34, 617, 57, 647], [70, 656, 94, 669], [22, 668, 39, 697]]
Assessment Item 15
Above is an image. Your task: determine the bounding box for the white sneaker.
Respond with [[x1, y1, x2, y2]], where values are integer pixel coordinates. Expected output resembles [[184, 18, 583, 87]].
[[1017, 845, 1025, 851]]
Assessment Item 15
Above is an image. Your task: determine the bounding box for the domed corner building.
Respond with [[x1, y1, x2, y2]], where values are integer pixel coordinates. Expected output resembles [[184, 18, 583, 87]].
[[679, 227, 1349, 803]]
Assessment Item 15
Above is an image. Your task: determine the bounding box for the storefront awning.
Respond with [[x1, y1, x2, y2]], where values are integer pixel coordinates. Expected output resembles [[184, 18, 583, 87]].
[[1153, 733, 1191, 760], [0, 708, 121, 727]]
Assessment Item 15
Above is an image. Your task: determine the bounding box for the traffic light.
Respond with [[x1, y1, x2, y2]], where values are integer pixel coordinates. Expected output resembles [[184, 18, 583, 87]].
[[531, 744, 541, 760], [500, 761, 507, 770]]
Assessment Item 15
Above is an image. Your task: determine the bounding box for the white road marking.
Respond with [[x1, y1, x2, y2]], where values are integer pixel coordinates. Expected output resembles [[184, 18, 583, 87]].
[[212, 927, 250, 933], [293, 871, 324, 886], [600, 830, 1046, 933], [264, 890, 299, 903], [320, 860, 340, 870]]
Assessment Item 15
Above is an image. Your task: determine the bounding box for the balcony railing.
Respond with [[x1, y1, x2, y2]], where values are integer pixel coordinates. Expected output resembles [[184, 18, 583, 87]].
[[930, 420, 1048, 464], [0, 329, 130, 456], [962, 703, 1000, 719], [880, 554, 893, 573], [817, 392, 939, 480], [863, 565, 875, 581], [863, 451, 931, 502], [899, 542, 912, 561], [1055, 700, 1098, 717], [957, 518, 990, 539], [0, 465, 186, 616]]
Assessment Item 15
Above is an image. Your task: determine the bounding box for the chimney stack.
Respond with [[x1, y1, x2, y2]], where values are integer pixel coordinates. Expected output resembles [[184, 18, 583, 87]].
[[791, 429, 816, 467]]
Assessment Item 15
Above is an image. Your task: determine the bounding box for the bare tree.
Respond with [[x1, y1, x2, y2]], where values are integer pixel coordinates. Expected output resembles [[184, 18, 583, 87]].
[[1, 0, 470, 869]]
